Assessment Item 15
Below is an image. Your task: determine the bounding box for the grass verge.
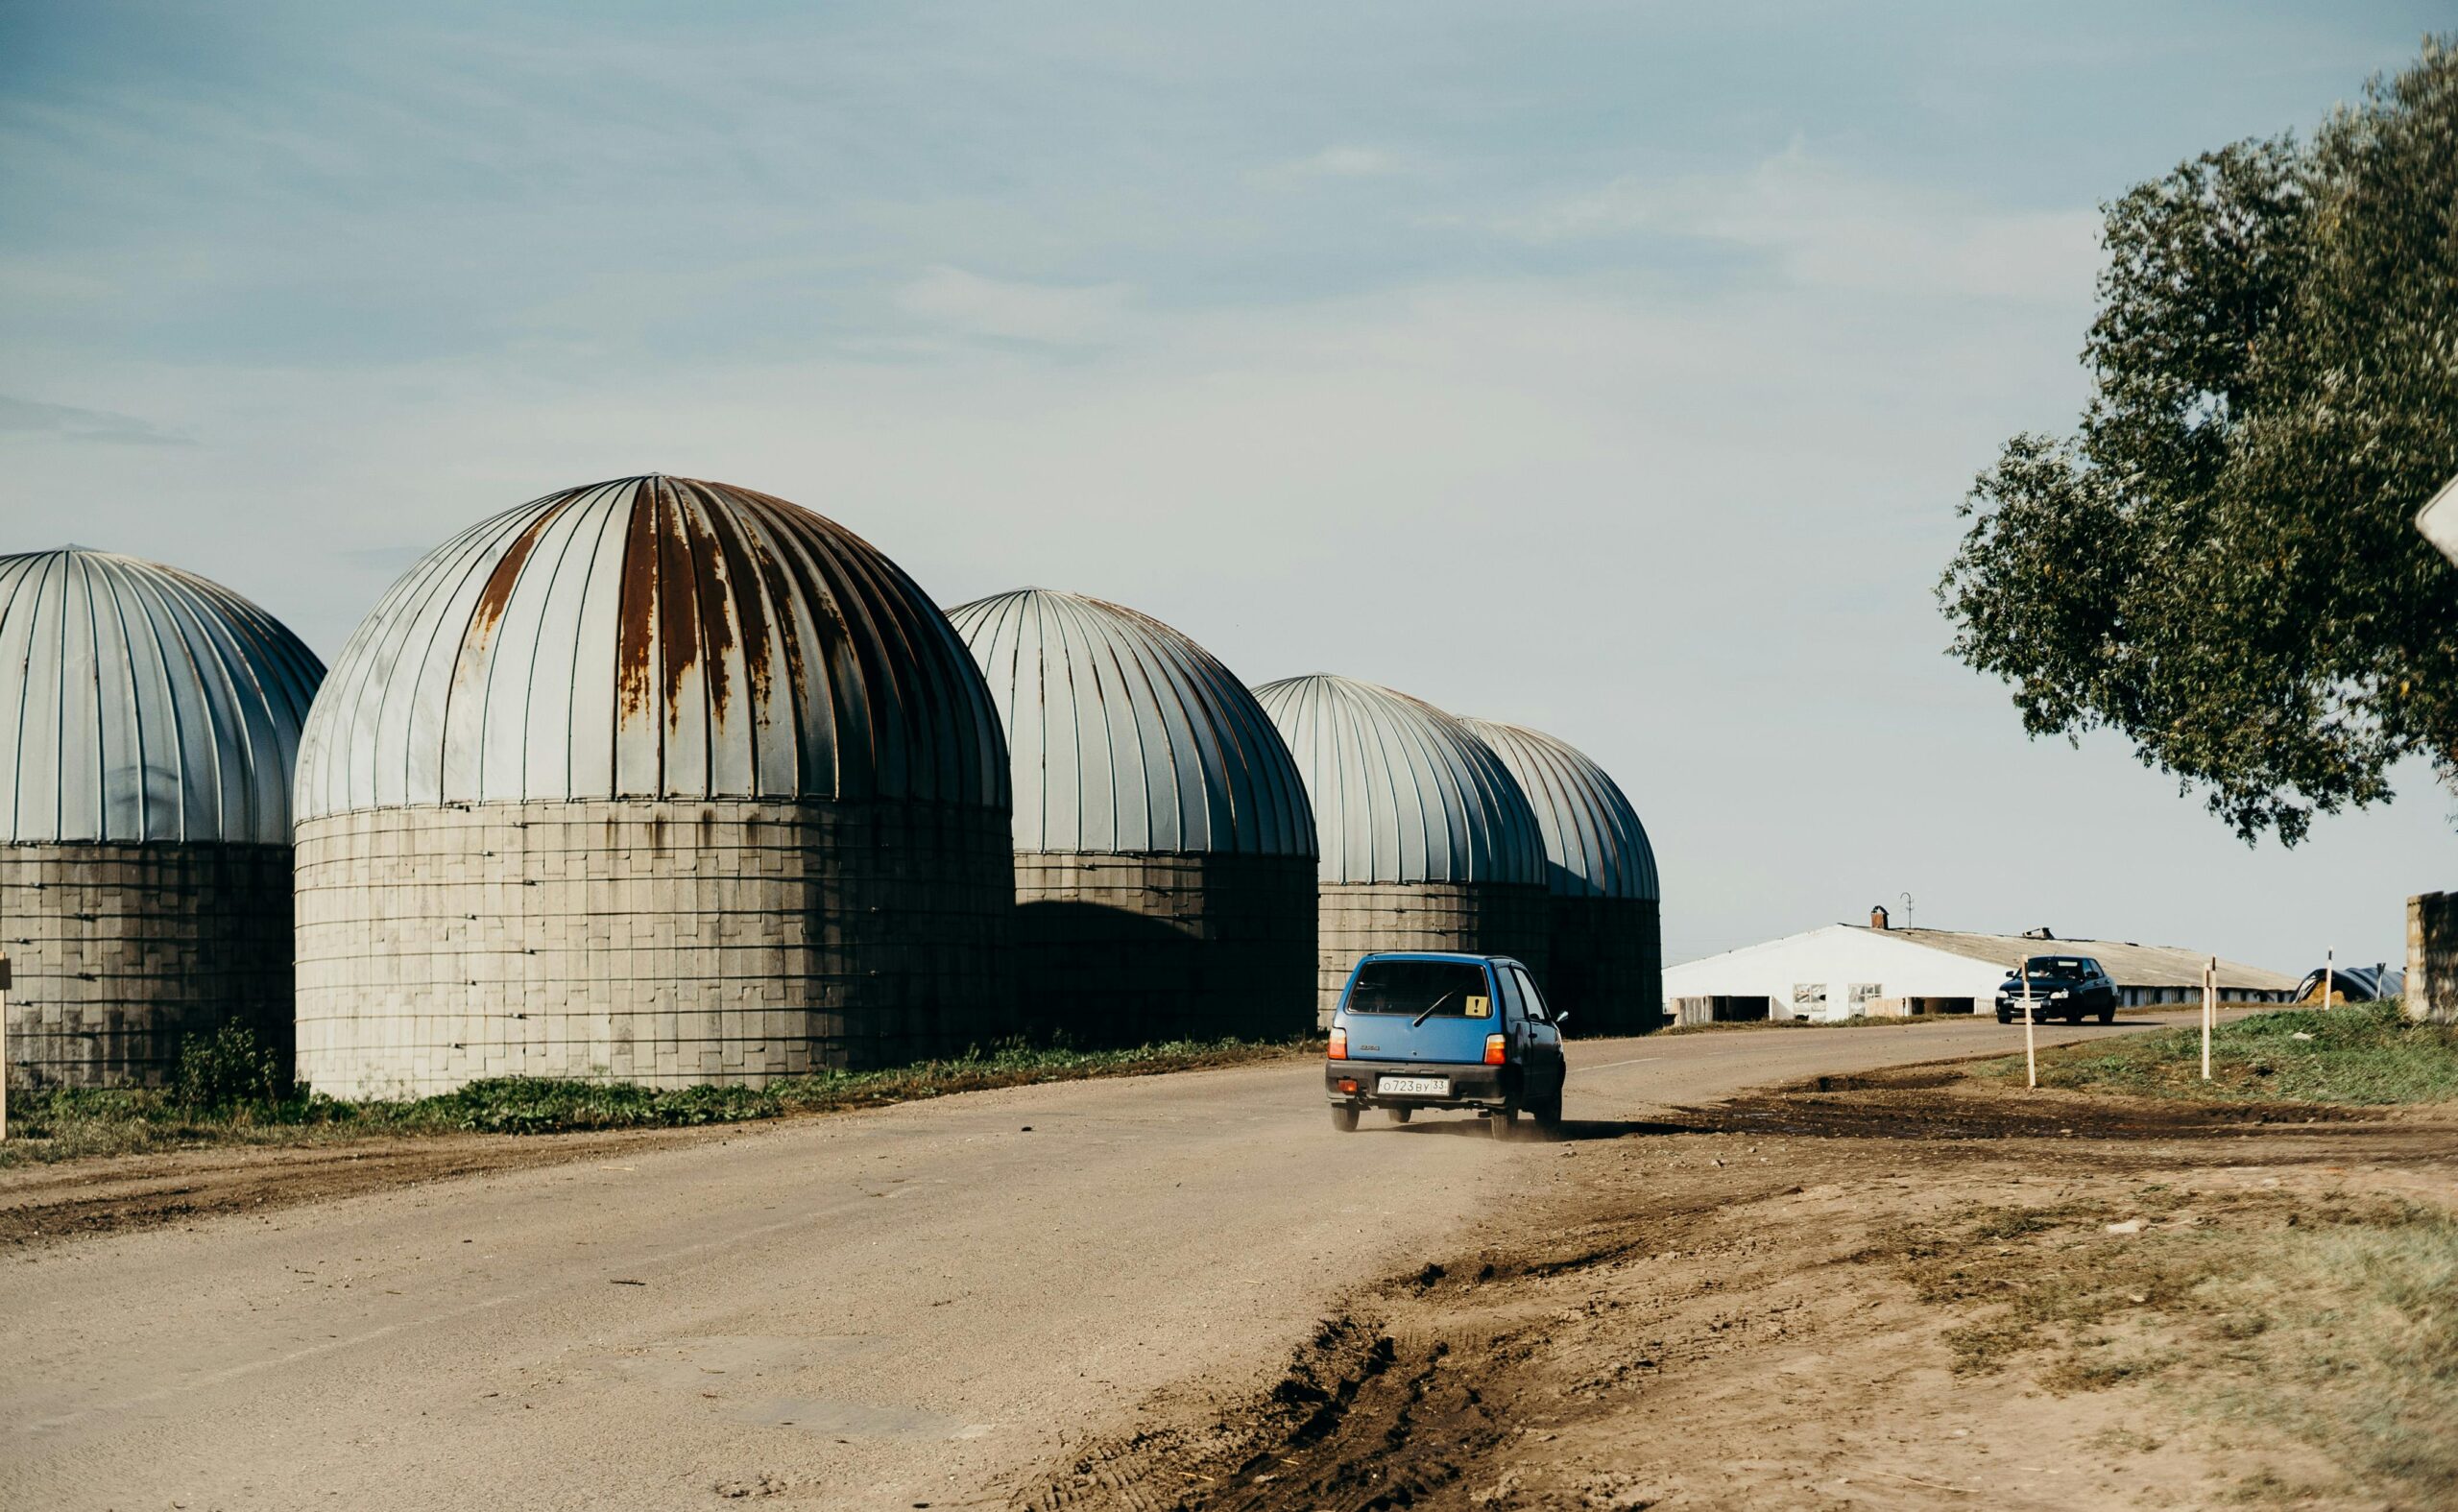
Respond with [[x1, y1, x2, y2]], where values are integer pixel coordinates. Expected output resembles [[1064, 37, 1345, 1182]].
[[1976, 998, 2458, 1105], [0, 1035, 1314, 1167], [1883, 1184, 2458, 1503]]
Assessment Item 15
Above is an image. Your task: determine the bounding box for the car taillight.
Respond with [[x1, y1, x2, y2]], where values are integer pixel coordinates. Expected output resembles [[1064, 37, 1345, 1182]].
[[1328, 1025, 1347, 1060], [1483, 1034, 1506, 1066]]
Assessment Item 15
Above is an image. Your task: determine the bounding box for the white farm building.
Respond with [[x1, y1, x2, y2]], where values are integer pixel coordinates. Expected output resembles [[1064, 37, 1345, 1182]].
[[1664, 912, 2300, 1023]]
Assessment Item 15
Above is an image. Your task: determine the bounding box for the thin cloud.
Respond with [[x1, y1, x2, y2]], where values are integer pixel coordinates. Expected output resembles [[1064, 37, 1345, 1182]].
[[1267, 145, 1403, 180], [1497, 144, 2102, 305], [893, 266, 1137, 346], [0, 395, 195, 447]]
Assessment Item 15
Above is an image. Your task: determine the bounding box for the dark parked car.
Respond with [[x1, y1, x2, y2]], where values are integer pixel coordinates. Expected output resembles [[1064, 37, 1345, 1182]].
[[1324, 952, 1567, 1137], [1995, 955, 2118, 1023]]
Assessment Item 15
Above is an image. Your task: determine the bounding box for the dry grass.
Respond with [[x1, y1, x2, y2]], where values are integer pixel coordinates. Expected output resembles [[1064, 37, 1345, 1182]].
[[1882, 1184, 2458, 1503]]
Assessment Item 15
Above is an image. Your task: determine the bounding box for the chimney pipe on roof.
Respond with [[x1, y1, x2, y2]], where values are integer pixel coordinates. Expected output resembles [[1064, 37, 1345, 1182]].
[[1870, 905, 1890, 929]]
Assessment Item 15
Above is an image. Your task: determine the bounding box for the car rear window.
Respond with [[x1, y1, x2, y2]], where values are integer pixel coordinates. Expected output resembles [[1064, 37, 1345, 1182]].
[[1343, 959, 1492, 1018]]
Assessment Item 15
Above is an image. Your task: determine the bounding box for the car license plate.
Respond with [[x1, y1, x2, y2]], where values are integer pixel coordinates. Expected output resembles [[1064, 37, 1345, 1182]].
[[1378, 1075, 1450, 1097]]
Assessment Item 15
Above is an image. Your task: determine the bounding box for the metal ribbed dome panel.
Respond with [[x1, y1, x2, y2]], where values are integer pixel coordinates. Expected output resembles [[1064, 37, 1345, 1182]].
[[0, 549, 325, 845], [1252, 674, 1543, 887], [295, 475, 1006, 817], [948, 588, 1314, 856], [1461, 719, 1658, 900]]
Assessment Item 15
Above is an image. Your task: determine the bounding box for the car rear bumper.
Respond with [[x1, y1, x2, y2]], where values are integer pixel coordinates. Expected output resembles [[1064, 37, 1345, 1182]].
[[1325, 1060, 1513, 1111]]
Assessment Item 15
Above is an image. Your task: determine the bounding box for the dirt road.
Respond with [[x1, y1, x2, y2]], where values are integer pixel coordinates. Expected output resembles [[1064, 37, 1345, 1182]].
[[2, 1018, 2171, 1511]]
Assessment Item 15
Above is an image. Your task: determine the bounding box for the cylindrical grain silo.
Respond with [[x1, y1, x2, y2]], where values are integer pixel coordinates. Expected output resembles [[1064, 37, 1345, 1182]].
[[948, 589, 1316, 1046], [291, 475, 1014, 1096], [0, 549, 324, 1088], [1252, 675, 1549, 1026], [1460, 719, 1661, 1036]]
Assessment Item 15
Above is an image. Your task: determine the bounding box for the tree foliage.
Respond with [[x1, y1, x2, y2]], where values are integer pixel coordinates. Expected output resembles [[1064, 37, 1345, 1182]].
[[1940, 39, 2458, 843]]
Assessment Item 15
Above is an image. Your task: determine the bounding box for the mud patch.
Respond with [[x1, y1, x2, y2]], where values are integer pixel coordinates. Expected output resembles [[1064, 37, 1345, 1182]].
[[1009, 1085, 2458, 1512]]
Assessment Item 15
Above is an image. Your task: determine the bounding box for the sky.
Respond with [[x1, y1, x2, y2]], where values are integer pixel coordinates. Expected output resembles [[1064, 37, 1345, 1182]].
[[3, 1, 2451, 975]]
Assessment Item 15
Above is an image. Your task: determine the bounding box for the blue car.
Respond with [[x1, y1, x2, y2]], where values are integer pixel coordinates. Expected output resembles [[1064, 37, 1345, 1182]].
[[1324, 951, 1569, 1138]]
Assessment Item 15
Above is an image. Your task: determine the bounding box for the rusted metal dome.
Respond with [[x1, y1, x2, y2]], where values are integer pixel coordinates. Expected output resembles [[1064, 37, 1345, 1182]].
[[0, 548, 324, 844], [1459, 719, 1657, 900], [295, 475, 1006, 816], [948, 588, 1314, 856], [1251, 674, 1544, 887]]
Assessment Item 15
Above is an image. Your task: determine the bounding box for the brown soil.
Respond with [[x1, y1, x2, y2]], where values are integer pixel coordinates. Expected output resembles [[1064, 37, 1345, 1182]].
[[0, 1124, 717, 1250], [1010, 1069, 2458, 1512]]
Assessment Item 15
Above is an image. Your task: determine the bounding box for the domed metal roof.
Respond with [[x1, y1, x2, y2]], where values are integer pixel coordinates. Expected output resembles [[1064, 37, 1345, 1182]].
[[948, 588, 1313, 856], [1252, 674, 1544, 887], [295, 475, 1006, 818], [0, 548, 325, 845], [1459, 719, 1657, 900]]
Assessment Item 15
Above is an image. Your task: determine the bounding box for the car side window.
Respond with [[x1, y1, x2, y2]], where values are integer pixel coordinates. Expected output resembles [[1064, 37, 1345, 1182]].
[[1514, 968, 1553, 1024], [1490, 966, 1523, 1022]]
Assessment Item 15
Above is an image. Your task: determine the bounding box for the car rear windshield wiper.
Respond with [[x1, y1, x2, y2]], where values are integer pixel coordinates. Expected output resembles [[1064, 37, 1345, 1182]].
[[1410, 991, 1459, 1027]]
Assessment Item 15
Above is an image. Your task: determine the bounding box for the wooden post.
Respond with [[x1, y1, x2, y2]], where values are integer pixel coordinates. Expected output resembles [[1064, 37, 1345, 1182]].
[[2324, 947, 2335, 1008], [2018, 957, 2037, 1090], [2207, 956, 2218, 1073], [1, 950, 12, 1143]]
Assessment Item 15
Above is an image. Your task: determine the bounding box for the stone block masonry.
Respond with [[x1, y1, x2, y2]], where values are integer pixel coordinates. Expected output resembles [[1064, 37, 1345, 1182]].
[[1014, 851, 1316, 1046], [1547, 897, 1662, 1037], [0, 843, 294, 1089], [1314, 881, 1551, 1027], [295, 798, 1015, 1097]]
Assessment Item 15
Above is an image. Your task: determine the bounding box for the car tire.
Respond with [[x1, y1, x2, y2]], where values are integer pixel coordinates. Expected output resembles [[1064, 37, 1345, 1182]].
[[2098, 1004, 2116, 1024], [1487, 1104, 1519, 1140], [1531, 1091, 1564, 1132], [1996, 1012, 2012, 1024], [1388, 1107, 1413, 1125], [1330, 1106, 1360, 1132]]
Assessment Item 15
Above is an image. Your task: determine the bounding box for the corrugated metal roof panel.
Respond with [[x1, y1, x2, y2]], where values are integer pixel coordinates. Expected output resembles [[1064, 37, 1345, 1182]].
[[1870, 925, 2301, 993], [949, 588, 1314, 856], [295, 475, 1007, 818], [1461, 718, 1657, 900], [0, 548, 325, 845], [1252, 674, 1544, 887]]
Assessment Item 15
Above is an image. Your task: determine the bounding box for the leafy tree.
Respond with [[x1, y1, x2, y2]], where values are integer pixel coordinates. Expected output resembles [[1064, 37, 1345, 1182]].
[[1940, 39, 2458, 844]]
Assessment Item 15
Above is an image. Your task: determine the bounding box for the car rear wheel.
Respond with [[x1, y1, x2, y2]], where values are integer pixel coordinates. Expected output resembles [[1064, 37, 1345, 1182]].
[[2098, 1004, 2116, 1024], [1387, 1107, 1413, 1124], [1330, 1106, 1360, 1132], [1530, 1092, 1563, 1133], [1487, 1104, 1520, 1140]]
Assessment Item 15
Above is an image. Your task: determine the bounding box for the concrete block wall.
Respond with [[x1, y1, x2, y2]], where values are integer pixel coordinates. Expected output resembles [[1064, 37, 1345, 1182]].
[[2407, 890, 2458, 1024], [1013, 850, 1316, 1046], [0, 842, 294, 1089], [295, 798, 1015, 1096], [1314, 881, 1550, 1027], [1546, 897, 1662, 1037]]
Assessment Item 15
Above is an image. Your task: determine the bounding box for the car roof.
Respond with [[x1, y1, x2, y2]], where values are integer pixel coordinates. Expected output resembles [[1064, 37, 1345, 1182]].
[[1356, 951, 1521, 967]]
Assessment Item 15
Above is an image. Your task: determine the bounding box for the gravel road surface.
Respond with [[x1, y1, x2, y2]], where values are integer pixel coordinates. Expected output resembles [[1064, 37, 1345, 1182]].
[[1, 1017, 2169, 1511]]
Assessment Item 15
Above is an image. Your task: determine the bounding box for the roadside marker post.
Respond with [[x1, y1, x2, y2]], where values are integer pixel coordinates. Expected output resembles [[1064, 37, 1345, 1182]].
[[2325, 947, 2336, 1009], [2212, 953, 2231, 1081], [2018, 958, 2037, 1090], [1, 950, 11, 1142]]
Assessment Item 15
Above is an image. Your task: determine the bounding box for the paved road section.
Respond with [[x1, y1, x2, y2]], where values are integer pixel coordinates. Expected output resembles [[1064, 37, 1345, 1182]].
[[3, 1017, 2182, 1510]]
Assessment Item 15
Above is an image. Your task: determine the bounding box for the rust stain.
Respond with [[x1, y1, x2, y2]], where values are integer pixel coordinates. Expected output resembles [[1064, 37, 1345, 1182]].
[[655, 482, 701, 729], [676, 482, 740, 722], [470, 499, 566, 645], [614, 483, 661, 721]]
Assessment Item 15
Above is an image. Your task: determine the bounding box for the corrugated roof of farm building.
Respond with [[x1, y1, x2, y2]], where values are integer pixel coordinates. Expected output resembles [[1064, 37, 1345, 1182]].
[[948, 588, 1314, 857], [1460, 718, 1657, 901], [1253, 673, 1545, 888], [1865, 925, 2300, 992], [0, 547, 325, 844], [295, 475, 1007, 818]]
